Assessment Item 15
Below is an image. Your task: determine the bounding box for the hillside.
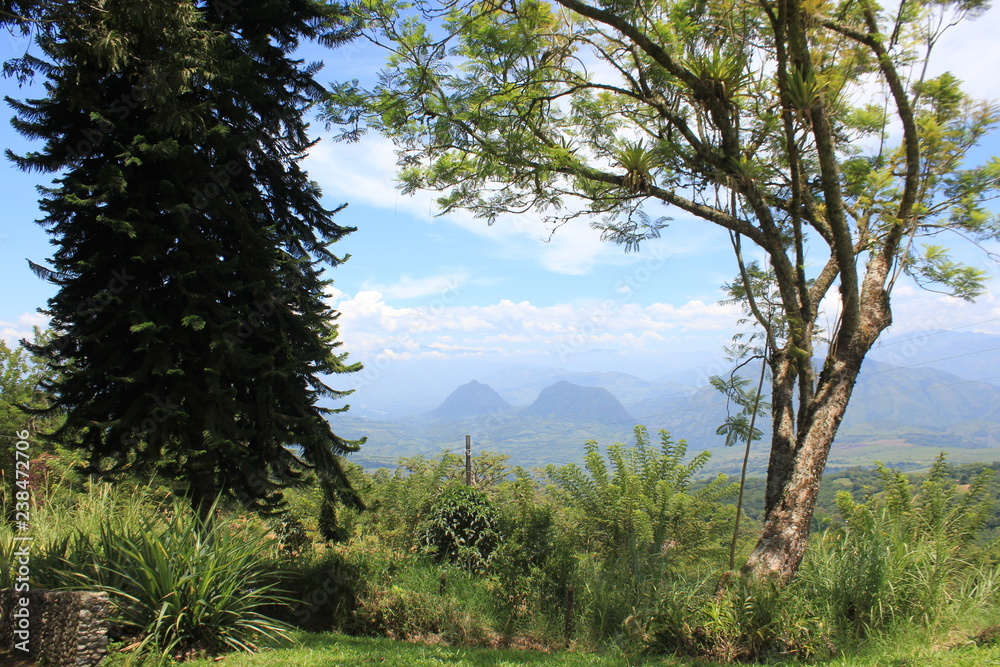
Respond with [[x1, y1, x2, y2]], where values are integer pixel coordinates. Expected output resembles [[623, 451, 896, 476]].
[[427, 380, 512, 421], [520, 381, 633, 424], [332, 332, 1000, 472]]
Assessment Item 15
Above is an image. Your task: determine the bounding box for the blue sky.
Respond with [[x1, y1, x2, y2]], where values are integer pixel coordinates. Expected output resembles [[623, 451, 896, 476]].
[[2, 7, 1000, 385]]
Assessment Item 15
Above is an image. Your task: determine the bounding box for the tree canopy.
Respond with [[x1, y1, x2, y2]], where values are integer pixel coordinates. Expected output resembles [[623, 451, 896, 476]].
[[326, 0, 1000, 576], [7, 0, 364, 538]]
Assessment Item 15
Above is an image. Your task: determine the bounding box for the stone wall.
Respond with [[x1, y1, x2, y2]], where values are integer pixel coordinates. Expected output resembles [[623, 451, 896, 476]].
[[0, 588, 111, 666]]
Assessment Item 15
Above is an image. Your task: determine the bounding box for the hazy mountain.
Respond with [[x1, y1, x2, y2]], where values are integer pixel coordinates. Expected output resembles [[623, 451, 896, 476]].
[[427, 380, 512, 421], [520, 381, 633, 424], [866, 331, 1000, 386], [330, 331, 1000, 471], [481, 366, 693, 406]]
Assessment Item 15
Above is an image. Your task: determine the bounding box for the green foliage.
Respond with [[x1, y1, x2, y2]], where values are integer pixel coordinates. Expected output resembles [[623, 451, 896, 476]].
[[547, 426, 736, 567], [0, 329, 56, 436], [354, 560, 499, 646], [812, 454, 994, 635], [264, 547, 365, 634], [363, 453, 466, 551], [545, 426, 736, 644], [423, 484, 500, 572], [0, 484, 293, 658], [710, 374, 769, 449], [9, 0, 364, 537], [65, 497, 292, 657], [649, 575, 823, 662], [331, 0, 1000, 579], [613, 140, 659, 193]]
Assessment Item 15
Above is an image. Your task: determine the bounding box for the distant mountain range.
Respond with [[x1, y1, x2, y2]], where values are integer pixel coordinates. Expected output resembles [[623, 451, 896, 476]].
[[332, 331, 1000, 473], [428, 378, 632, 424]]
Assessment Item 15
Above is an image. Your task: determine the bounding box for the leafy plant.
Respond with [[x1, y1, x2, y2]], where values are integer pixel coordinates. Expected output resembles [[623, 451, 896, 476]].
[[613, 140, 658, 193], [61, 495, 294, 658], [547, 426, 736, 569], [423, 484, 500, 572], [364, 452, 466, 551], [546, 426, 736, 644]]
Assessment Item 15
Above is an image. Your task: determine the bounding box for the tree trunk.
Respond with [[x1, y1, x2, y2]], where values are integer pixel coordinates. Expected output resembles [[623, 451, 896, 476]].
[[744, 285, 893, 579], [742, 354, 863, 578]]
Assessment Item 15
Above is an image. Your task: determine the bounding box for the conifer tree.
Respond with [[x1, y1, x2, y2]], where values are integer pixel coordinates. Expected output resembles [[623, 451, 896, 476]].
[[7, 0, 364, 538]]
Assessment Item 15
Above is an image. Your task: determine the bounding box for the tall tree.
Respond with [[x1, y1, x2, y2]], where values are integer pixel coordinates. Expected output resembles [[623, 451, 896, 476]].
[[326, 0, 1000, 575], [7, 0, 364, 538]]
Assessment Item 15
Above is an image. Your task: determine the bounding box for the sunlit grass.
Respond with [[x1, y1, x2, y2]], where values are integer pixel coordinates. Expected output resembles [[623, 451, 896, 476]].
[[99, 629, 1000, 667]]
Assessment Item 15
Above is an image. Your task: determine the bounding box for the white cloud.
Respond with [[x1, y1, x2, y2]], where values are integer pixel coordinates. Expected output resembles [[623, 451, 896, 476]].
[[885, 285, 1000, 336], [363, 273, 468, 300], [1, 312, 49, 345], [305, 136, 642, 276], [327, 288, 742, 365]]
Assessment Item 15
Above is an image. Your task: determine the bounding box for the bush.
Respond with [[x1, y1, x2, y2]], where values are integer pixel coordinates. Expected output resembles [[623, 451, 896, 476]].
[[648, 574, 830, 662], [797, 454, 995, 639], [646, 455, 998, 662], [59, 495, 294, 658], [423, 484, 500, 572], [269, 547, 364, 633], [545, 426, 736, 646]]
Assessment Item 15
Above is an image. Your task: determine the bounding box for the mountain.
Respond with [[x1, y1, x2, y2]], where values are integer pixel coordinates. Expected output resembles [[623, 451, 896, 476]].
[[866, 331, 1000, 386], [521, 381, 633, 424], [427, 380, 513, 421], [328, 331, 1000, 472]]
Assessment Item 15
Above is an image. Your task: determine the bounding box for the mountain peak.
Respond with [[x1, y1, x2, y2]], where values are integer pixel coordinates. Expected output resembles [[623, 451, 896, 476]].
[[429, 380, 512, 420], [523, 381, 632, 424]]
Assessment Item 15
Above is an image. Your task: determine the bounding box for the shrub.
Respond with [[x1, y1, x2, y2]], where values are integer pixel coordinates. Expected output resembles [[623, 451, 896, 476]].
[[60, 495, 294, 658], [545, 426, 736, 645], [353, 561, 498, 645], [648, 574, 829, 662], [423, 484, 500, 572], [269, 547, 364, 633], [797, 454, 994, 639]]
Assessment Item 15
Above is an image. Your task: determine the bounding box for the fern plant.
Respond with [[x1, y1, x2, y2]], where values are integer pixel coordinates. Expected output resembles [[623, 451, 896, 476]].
[[546, 426, 737, 642], [548, 425, 736, 568]]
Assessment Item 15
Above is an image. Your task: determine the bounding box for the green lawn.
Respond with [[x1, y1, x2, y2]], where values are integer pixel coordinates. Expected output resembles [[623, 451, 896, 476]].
[[165, 633, 700, 667], [103, 631, 1000, 667]]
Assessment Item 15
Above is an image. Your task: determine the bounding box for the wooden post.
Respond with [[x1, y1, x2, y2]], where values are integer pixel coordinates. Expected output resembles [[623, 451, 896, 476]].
[[465, 434, 472, 486]]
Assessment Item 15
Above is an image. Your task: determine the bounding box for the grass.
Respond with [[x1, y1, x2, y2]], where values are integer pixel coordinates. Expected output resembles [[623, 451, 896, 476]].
[[95, 628, 1000, 667], [123, 632, 692, 666]]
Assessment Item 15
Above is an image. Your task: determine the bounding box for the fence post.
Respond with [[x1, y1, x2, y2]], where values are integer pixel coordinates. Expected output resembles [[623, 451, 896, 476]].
[[465, 434, 472, 486]]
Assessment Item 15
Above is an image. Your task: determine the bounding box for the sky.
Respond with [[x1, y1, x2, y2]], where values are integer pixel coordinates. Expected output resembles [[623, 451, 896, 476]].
[[2, 5, 1000, 389]]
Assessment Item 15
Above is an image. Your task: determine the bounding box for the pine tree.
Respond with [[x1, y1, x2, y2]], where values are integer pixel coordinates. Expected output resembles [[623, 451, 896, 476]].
[[7, 0, 364, 538]]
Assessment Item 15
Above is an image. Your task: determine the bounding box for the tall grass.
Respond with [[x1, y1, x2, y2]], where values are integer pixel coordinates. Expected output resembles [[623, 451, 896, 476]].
[[646, 456, 1000, 661], [0, 484, 294, 659]]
